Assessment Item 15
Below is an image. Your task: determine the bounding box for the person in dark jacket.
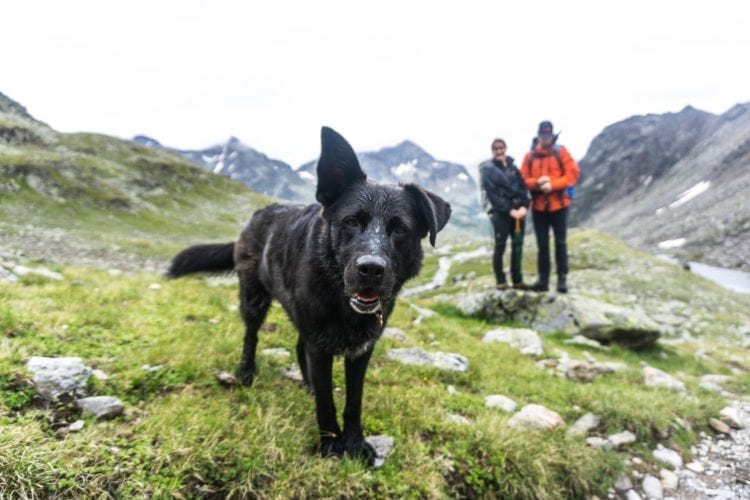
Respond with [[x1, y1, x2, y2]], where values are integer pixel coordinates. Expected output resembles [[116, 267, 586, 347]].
[[479, 138, 530, 290]]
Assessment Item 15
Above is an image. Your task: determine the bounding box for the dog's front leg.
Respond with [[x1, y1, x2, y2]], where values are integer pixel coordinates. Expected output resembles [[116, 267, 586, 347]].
[[305, 346, 342, 457], [342, 347, 376, 465]]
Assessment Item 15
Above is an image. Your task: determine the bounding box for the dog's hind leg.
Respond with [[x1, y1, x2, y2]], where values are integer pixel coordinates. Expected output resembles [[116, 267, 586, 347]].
[[236, 275, 271, 386], [296, 340, 312, 390]]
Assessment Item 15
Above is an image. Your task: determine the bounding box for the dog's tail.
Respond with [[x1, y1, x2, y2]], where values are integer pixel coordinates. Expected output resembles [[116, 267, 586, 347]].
[[167, 242, 236, 278]]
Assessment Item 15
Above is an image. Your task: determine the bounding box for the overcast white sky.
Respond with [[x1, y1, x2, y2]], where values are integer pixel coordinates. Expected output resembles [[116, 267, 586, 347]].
[[4, 1, 749, 167]]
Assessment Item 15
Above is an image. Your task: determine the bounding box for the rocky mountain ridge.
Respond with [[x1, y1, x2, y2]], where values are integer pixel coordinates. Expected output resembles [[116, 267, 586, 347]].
[[297, 139, 481, 228], [138, 134, 482, 230], [133, 135, 314, 201], [573, 103, 750, 271]]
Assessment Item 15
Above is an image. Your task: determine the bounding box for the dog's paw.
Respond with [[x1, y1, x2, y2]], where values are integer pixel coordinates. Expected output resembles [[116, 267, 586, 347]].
[[343, 437, 376, 466], [319, 436, 344, 458], [234, 368, 255, 386]]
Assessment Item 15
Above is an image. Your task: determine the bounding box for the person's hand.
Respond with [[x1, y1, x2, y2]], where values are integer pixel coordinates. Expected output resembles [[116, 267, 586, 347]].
[[509, 208, 518, 219], [517, 207, 528, 218], [537, 175, 550, 185], [540, 181, 552, 194]]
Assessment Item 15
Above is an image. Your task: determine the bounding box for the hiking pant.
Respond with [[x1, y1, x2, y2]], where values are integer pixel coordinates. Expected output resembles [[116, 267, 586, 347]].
[[532, 207, 568, 283], [489, 211, 525, 285]]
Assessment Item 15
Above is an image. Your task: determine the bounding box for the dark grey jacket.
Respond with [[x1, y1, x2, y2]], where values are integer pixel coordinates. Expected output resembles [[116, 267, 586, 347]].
[[479, 157, 530, 215]]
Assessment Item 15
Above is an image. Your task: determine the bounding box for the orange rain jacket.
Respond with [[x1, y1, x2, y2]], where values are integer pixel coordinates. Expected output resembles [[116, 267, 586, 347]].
[[520, 145, 580, 212]]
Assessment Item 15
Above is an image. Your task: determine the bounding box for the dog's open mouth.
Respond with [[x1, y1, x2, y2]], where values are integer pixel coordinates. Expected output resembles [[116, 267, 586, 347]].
[[349, 290, 382, 314]]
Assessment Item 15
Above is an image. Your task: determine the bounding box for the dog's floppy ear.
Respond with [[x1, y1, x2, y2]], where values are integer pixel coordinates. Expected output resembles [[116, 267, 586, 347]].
[[316, 127, 367, 207], [403, 184, 452, 247]]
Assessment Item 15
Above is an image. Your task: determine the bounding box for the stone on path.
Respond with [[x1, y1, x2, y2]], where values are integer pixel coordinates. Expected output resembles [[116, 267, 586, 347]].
[[506, 404, 564, 430], [709, 417, 731, 434], [642, 474, 664, 499], [719, 405, 746, 429], [653, 444, 683, 469], [660, 469, 679, 491]]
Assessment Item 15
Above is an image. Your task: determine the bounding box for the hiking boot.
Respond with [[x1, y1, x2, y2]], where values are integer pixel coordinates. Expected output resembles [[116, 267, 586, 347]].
[[528, 280, 549, 292], [556, 275, 568, 294], [512, 282, 529, 290], [496, 282, 510, 291]]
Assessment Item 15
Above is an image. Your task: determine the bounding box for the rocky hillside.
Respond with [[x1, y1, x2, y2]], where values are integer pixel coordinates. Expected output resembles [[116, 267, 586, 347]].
[[0, 92, 268, 271], [298, 140, 482, 229], [573, 104, 750, 271], [134, 135, 314, 202]]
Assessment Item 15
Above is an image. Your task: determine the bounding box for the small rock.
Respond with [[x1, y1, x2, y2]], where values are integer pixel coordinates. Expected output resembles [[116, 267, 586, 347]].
[[148, 283, 161, 291], [215, 371, 237, 386], [68, 420, 85, 432], [643, 365, 686, 392], [586, 436, 611, 449], [569, 412, 601, 436], [381, 327, 408, 341], [708, 417, 731, 434], [685, 462, 706, 474], [660, 469, 678, 491], [625, 490, 642, 500], [75, 396, 125, 420], [261, 348, 290, 358], [447, 413, 471, 425], [719, 406, 745, 429], [614, 473, 633, 492], [141, 364, 162, 372], [608, 430, 637, 448], [282, 365, 304, 382], [26, 356, 92, 399], [387, 348, 469, 372], [482, 327, 543, 356], [653, 444, 683, 469], [365, 435, 395, 469], [507, 404, 565, 430], [446, 385, 458, 395], [12, 265, 64, 281], [484, 395, 517, 413], [642, 474, 663, 499], [91, 369, 109, 381]]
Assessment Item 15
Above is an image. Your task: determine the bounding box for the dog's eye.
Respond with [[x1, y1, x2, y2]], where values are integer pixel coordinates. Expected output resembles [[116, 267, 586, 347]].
[[393, 223, 409, 235], [343, 216, 360, 228]]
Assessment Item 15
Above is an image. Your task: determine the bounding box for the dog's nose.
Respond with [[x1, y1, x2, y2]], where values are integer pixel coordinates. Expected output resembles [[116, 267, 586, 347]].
[[356, 255, 386, 280]]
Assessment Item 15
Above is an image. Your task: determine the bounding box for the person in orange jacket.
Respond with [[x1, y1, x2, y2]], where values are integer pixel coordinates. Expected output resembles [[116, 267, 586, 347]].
[[520, 121, 580, 293]]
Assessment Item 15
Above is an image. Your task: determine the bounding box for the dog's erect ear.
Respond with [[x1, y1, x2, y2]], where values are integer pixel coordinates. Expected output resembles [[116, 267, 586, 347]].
[[316, 127, 367, 207], [403, 184, 452, 246]]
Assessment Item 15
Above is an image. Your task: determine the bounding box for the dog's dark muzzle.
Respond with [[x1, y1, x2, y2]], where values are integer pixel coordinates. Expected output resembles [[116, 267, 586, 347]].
[[347, 254, 390, 314]]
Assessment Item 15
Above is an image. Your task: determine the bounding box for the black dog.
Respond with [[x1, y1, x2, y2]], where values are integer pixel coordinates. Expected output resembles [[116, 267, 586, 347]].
[[168, 127, 450, 464]]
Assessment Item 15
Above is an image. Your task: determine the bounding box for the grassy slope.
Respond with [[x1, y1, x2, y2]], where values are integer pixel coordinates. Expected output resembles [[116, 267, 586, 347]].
[[2, 231, 748, 498], [0, 122, 269, 265]]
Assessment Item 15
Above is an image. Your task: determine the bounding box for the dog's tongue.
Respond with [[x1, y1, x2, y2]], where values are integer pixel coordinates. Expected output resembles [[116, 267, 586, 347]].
[[356, 291, 380, 303]]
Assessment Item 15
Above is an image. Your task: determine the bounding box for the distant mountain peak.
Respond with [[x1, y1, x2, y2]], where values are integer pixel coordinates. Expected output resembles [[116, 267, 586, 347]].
[[132, 135, 162, 148], [0, 91, 40, 123]]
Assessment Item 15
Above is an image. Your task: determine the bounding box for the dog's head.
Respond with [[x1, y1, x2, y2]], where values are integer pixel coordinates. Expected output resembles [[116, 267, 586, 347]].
[[316, 127, 451, 316]]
